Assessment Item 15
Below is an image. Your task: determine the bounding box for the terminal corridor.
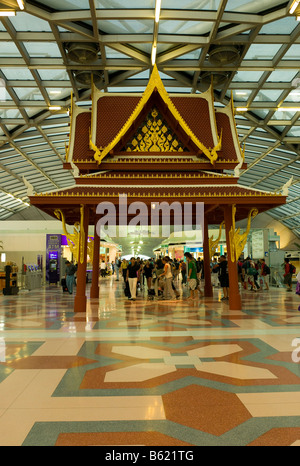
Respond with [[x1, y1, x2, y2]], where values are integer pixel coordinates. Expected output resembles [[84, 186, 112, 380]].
[[0, 278, 300, 446]]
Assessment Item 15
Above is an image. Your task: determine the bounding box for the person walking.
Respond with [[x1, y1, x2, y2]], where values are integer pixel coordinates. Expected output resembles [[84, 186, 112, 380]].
[[143, 260, 153, 291], [115, 257, 121, 281], [159, 257, 176, 300], [100, 260, 106, 278], [184, 252, 198, 300], [218, 255, 229, 301], [126, 257, 140, 301], [65, 261, 77, 295], [121, 259, 128, 282], [284, 258, 293, 292], [180, 260, 187, 285], [259, 258, 270, 290]]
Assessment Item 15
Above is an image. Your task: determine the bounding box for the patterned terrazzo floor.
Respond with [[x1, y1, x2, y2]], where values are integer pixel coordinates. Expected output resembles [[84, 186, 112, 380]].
[[0, 276, 300, 446]]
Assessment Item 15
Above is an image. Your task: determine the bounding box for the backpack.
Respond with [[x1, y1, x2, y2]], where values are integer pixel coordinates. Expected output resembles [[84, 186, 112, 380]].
[[290, 263, 296, 274], [264, 264, 270, 275]]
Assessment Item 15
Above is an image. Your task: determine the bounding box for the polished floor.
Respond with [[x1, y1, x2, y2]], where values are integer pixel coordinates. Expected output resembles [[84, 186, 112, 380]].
[[0, 276, 300, 446]]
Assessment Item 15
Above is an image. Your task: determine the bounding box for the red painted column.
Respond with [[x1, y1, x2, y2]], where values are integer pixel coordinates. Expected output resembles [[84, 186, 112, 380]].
[[90, 224, 100, 299], [74, 205, 89, 313], [223, 204, 242, 310], [203, 217, 213, 297]]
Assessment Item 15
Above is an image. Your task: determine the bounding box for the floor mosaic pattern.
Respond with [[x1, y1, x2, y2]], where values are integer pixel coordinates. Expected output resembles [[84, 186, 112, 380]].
[[0, 278, 300, 446]]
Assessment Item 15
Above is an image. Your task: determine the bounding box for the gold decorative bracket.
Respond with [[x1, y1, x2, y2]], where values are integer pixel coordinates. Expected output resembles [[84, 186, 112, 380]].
[[229, 205, 258, 262], [54, 208, 80, 261], [209, 221, 224, 259]]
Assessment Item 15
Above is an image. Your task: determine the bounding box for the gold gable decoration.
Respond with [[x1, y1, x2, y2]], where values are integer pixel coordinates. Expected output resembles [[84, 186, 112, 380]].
[[124, 107, 187, 152], [89, 65, 221, 165]]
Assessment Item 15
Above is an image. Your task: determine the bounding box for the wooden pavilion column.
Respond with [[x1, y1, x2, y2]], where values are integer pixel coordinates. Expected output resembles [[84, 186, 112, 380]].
[[223, 204, 242, 310], [74, 205, 90, 313], [203, 216, 213, 297], [90, 223, 100, 299]]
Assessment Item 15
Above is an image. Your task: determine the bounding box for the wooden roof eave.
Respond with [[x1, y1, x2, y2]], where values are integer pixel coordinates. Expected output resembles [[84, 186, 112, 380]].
[[66, 100, 92, 164], [216, 94, 245, 172], [63, 160, 247, 172]]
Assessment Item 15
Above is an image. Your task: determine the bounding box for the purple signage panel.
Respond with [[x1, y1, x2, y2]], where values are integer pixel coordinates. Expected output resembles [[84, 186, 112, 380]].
[[46, 234, 62, 281]]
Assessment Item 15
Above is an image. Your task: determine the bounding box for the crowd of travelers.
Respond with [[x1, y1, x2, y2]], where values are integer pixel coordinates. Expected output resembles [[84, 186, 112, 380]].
[[99, 252, 293, 301], [65, 254, 299, 304], [100, 253, 298, 302], [112, 253, 204, 301]]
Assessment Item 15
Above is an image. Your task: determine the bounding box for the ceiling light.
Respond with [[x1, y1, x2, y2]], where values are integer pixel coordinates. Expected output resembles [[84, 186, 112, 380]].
[[155, 0, 162, 22], [151, 45, 157, 66], [0, 10, 16, 16], [236, 107, 248, 112], [17, 0, 25, 10], [49, 106, 62, 111], [277, 107, 300, 111], [290, 1, 299, 14]]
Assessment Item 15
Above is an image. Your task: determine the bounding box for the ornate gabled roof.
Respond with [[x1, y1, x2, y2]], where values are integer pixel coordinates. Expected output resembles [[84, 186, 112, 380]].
[[68, 65, 243, 170], [65, 66, 249, 175], [89, 65, 223, 166]]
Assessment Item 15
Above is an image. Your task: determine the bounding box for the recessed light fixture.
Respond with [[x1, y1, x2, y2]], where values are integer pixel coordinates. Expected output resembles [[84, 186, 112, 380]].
[[155, 0, 162, 22], [290, 1, 299, 14], [0, 10, 16, 16], [277, 107, 300, 111], [151, 45, 157, 66], [17, 0, 25, 10]]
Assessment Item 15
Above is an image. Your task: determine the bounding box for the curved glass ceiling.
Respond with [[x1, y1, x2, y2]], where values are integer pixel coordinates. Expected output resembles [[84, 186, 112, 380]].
[[0, 0, 299, 237]]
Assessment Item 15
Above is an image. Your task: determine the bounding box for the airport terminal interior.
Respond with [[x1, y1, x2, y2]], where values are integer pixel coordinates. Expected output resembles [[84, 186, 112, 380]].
[[1, 0, 300, 447]]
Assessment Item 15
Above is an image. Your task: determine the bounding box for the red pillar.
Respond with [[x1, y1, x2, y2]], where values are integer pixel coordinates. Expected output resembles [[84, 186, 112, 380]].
[[223, 204, 242, 310], [203, 217, 213, 297], [90, 224, 100, 299], [74, 205, 89, 313]]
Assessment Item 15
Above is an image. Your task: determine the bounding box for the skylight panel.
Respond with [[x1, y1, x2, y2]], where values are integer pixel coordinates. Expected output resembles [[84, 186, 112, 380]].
[[98, 20, 153, 35], [9, 12, 52, 32], [243, 44, 281, 60], [232, 71, 264, 82], [96, 0, 155, 6], [0, 42, 22, 57], [259, 16, 298, 35], [23, 42, 61, 58], [44, 0, 90, 10]]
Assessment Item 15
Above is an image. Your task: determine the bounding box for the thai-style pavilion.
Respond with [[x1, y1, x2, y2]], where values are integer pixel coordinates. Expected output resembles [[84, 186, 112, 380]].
[[29, 65, 286, 311]]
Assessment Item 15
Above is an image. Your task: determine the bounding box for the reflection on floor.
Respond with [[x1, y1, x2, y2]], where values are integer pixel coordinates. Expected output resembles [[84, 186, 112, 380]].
[[0, 276, 300, 446]]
